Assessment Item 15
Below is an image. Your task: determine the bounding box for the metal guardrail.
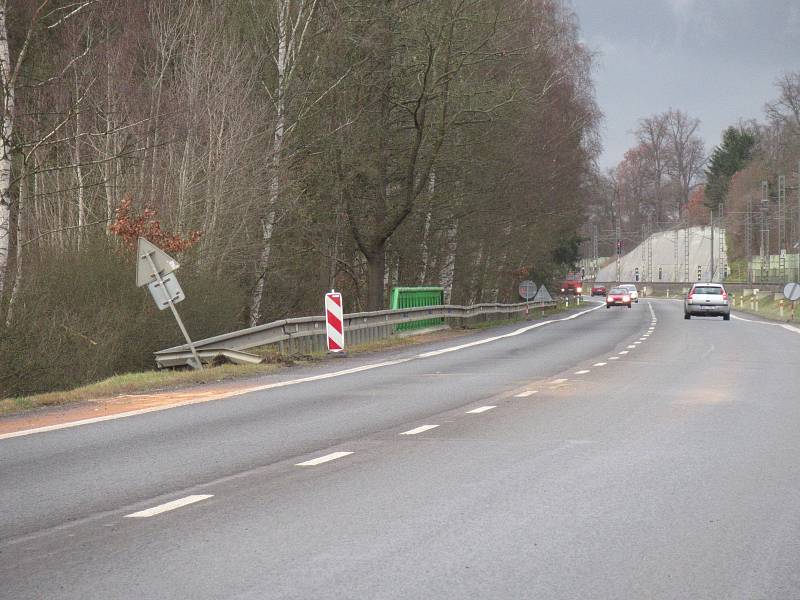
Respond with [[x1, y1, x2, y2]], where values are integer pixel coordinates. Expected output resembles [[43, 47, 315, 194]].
[[154, 300, 557, 368]]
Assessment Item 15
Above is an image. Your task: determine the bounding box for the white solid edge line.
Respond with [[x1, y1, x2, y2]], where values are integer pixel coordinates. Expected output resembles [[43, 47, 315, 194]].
[[2, 305, 607, 441], [732, 315, 800, 335], [296, 451, 354, 466], [467, 406, 496, 414], [417, 304, 604, 358], [125, 495, 213, 518], [514, 390, 538, 397], [400, 424, 439, 435]]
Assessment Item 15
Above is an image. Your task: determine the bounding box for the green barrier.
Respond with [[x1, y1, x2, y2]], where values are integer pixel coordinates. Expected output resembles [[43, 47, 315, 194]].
[[390, 286, 445, 331]]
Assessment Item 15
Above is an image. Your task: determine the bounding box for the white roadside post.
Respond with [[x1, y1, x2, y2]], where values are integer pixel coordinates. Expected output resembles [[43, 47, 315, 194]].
[[136, 237, 202, 370], [325, 290, 345, 354]]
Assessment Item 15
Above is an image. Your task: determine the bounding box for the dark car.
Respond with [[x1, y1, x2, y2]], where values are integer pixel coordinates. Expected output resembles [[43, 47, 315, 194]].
[[606, 287, 632, 308], [591, 284, 607, 296]]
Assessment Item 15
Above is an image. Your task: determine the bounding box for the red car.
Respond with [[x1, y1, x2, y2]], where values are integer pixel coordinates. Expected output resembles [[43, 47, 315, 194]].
[[606, 287, 632, 308], [591, 284, 607, 296]]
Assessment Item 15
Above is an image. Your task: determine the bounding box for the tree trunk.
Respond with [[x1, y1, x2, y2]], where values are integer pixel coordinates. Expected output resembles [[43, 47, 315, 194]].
[[366, 246, 386, 310], [0, 6, 14, 302]]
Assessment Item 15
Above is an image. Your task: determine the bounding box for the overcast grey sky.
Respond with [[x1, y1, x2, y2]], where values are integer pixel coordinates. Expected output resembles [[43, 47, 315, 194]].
[[571, 0, 800, 171]]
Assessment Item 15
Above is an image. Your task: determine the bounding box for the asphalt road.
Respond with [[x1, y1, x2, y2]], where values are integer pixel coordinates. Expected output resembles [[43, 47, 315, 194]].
[[2, 299, 800, 599]]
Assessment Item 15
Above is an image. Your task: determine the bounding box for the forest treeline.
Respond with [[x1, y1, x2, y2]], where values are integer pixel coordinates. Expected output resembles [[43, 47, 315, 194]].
[[0, 0, 600, 396]]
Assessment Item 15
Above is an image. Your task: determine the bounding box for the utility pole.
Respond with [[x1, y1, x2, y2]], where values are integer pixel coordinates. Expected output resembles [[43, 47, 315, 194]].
[[778, 174, 786, 253], [719, 204, 725, 279], [673, 228, 679, 283], [684, 220, 690, 282], [646, 217, 653, 282], [745, 198, 752, 283], [592, 223, 598, 279], [710, 209, 715, 281], [761, 180, 769, 281], [615, 217, 622, 283]]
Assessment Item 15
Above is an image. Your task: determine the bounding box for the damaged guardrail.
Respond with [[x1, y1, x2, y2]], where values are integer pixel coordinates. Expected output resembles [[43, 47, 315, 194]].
[[154, 300, 557, 368]]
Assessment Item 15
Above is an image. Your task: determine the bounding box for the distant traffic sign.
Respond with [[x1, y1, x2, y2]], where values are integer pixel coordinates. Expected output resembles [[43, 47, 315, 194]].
[[532, 285, 552, 303], [136, 237, 180, 287], [783, 282, 800, 302], [518, 280, 536, 300]]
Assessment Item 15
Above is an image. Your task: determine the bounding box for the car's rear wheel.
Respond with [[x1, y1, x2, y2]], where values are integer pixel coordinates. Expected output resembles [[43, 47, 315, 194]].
[[684, 313, 691, 320], [606, 305, 610, 309], [627, 303, 631, 308], [723, 314, 730, 321]]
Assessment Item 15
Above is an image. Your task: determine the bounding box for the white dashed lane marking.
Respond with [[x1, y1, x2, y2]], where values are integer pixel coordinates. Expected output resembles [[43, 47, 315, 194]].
[[125, 495, 213, 518], [609, 356, 620, 360], [467, 406, 496, 414], [627, 345, 636, 349], [400, 425, 439, 435], [574, 370, 590, 375], [593, 362, 607, 367], [514, 391, 538, 397], [296, 452, 354, 466], [550, 378, 568, 384], [619, 351, 629, 355]]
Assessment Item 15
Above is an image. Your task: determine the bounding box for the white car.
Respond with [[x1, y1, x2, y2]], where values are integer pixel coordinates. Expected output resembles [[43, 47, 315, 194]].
[[619, 284, 639, 303]]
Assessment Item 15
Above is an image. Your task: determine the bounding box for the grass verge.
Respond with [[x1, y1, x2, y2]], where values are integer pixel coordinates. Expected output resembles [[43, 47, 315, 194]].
[[0, 363, 283, 417], [730, 295, 800, 322]]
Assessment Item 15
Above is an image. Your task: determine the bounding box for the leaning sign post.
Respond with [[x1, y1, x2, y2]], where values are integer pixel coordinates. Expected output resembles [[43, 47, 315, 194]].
[[136, 237, 202, 370], [325, 290, 345, 353]]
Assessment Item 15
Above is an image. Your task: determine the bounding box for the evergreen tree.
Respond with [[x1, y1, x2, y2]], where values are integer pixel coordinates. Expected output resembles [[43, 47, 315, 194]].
[[704, 126, 756, 210]]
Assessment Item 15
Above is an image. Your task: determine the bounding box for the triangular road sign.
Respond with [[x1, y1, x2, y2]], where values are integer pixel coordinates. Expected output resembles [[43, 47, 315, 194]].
[[532, 285, 552, 303], [136, 237, 180, 287]]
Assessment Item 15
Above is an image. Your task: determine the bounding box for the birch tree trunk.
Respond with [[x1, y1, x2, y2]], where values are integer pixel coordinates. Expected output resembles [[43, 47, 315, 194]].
[[249, 0, 317, 326], [0, 6, 15, 302]]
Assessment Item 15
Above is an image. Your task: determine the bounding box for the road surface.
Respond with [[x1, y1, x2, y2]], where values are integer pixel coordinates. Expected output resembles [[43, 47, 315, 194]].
[[2, 300, 800, 599]]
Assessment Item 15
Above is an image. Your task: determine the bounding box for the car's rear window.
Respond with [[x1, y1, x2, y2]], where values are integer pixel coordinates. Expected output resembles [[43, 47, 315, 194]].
[[609, 288, 626, 294], [692, 286, 724, 295]]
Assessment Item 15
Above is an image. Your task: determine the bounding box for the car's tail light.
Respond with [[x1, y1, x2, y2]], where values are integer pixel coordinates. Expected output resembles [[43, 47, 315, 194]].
[[606, 296, 612, 302], [722, 291, 728, 300], [577, 287, 582, 293], [622, 295, 630, 302], [687, 290, 695, 300]]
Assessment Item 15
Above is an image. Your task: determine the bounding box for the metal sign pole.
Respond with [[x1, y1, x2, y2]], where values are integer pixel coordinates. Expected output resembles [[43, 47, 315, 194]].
[[145, 253, 202, 370]]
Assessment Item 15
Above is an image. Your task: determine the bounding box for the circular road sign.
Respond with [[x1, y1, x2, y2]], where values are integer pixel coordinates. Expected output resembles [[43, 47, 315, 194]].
[[519, 280, 536, 300], [783, 282, 800, 302]]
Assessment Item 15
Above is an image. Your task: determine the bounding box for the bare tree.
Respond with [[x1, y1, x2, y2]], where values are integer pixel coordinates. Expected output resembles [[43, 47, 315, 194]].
[[636, 114, 671, 224], [664, 108, 705, 213]]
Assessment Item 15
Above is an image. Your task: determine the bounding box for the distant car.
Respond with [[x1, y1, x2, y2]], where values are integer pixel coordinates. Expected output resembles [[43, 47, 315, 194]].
[[591, 284, 607, 296], [619, 284, 639, 303], [606, 287, 632, 308], [684, 283, 730, 320]]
